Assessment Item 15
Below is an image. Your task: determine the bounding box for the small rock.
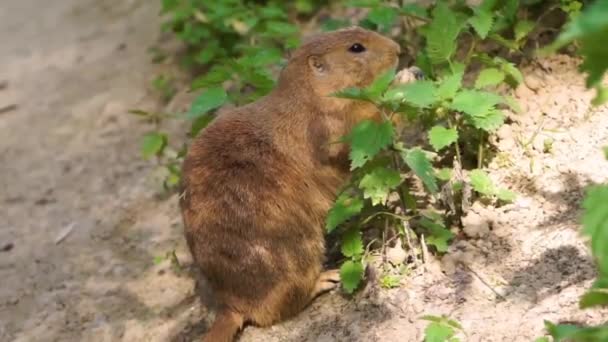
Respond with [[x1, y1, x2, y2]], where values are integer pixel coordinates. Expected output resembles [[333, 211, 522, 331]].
[[1, 243, 14, 252], [461, 211, 490, 238], [524, 73, 544, 91], [386, 242, 407, 265], [497, 138, 515, 152], [496, 125, 514, 141], [515, 84, 534, 99]]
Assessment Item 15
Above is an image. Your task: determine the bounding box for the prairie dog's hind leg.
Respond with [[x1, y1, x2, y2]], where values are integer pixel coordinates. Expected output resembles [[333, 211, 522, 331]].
[[311, 269, 341, 298]]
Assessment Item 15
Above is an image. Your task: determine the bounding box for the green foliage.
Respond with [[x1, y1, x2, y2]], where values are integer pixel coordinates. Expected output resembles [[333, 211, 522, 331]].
[[141, 132, 168, 160], [340, 260, 365, 294], [346, 120, 394, 170], [419, 217, 454, 253], [186, 87, 228, 119], [359, 166, 401, 206], [326, 193, 364, 233], [402, 148, 439, 194], [380, 274, 401, 289], [543, 2, 608, 337], [475, 68, 506, 89], [421, 315, 464, 342], [549, 0, 608, 104], [469, 169, 516, 202], [428, 126, 459, 151], [152, 75, 177, 103], [424, 3, 466, 64]]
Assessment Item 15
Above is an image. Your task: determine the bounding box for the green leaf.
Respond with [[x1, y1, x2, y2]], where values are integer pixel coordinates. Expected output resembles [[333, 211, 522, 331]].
[[265, 21, 298, 36], [347, 120, 394, 170], [340, 260, 365, 294], [367, 68, 396, 100], [242, 48, 283, 67], [191, 65, 232, 89], [494, 57, 524, 85], [332, 87, 367, 101], [358, 166, 401, 205], [425, 322, 455, 342], [153, 255, 165, 265], [401, 4, 428, 19], [420, 217, 454, 252], [384, 81, 438, 108], [191, 114, 214, 137], [546, 321, 608, 341], [367, 6, 398, 31], [435, 168, 453, 181], [451, 90, 503, 117], [425, 3, 467, 64], [428, 126, 458, 151], [141, 132, 167, 160], [437, 64, 465, 100], [514, 20, 535, 42], [580, 290, 608, 309], [475, 68, 506, 89], [497, 188, 517, 203], [334, 70, 395, 103], [380, 274, 401, 288], [402, 148, 438, 194], [186, 87, 227, 119], [504, 95, 523, 113], [581, 185, 608, 276], [470, 109, 505, 132], [341, 228, 364, 258], [326, 193, 364, 232], [550, 0, 608, 91], [165, 171, 181, 188], [468, 9, 494, 39], [469, 169, 495, 196], [534, 338, 550, 342]]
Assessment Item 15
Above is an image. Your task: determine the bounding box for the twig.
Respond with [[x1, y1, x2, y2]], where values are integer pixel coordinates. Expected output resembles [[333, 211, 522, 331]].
[[462, 263, 507, 302], [55, 223, 75, 245], [420, 234, 428, 265], [402, 220, 419, 265], [0, 104, 17, 115], [478, 131, 485, 169]]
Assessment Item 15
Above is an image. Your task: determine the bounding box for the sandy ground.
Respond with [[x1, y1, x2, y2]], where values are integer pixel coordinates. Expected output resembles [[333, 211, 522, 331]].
[[1, 1, 607, 341]]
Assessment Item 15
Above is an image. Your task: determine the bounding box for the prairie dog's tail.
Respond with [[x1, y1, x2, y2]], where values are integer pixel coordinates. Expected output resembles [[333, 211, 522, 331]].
[[202, 308, 244, 342]]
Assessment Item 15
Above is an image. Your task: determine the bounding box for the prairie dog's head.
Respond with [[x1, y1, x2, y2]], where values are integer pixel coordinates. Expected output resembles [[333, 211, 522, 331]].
[[279, 27, 400, 98]]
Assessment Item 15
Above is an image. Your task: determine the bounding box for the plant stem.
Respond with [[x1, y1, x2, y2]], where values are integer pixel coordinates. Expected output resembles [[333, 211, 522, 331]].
[[478, 131, 485, 169], [391, 154, 417, 214], [448, 116, 462, 167], [465, 37, 478, 65]]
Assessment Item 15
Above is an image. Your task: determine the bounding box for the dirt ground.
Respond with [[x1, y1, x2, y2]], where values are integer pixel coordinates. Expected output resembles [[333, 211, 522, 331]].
[[1, 1, 607, 341]]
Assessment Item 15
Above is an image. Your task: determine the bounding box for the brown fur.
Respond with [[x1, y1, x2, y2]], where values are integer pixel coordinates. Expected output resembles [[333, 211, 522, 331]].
[[180, 26, 400, 341]]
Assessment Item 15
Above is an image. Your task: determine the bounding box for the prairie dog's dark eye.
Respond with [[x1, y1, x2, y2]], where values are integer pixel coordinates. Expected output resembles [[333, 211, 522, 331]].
[[348, 43, 366, 53]]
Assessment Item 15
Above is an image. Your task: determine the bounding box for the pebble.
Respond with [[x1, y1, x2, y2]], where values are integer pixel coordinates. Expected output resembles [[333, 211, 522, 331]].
[[1, 243, 14, 252], [515, 83, 534, 99], [524, 73, 544, 91], [462, 211, 490, 238]]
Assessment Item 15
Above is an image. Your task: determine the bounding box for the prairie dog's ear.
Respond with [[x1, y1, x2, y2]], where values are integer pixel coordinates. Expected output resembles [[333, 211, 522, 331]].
[[308, 55, 328, 75]]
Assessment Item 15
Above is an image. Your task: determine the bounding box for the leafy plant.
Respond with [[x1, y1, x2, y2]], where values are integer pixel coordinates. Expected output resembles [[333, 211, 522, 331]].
[[547, 0, 608, 105], [421, 315, 465, 342], [543, 165, 608, 341], [541, 1, 608, 339], [327, 0, 536, 293]]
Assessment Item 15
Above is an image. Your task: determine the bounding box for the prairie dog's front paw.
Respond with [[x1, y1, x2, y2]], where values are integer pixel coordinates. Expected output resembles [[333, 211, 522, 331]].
[[394, 66, 425, 85]]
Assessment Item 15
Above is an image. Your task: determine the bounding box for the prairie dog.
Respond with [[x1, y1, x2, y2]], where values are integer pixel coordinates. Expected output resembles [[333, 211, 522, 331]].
[[180, 26, 401, 342]]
